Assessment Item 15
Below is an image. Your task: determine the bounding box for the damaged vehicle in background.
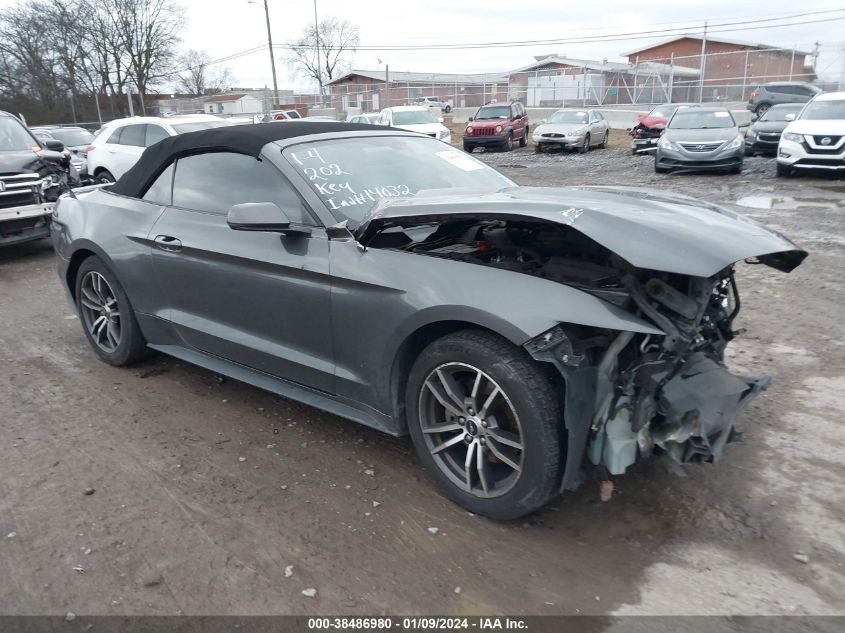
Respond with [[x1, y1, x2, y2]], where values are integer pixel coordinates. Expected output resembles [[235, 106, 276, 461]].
[[0, 110, 78, 247], [628, 103, 695, 154], [52, 122, 807, 519]]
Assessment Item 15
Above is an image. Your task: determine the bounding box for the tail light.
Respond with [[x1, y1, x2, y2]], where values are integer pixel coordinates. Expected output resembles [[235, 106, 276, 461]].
[[750, 90, 758, 100]]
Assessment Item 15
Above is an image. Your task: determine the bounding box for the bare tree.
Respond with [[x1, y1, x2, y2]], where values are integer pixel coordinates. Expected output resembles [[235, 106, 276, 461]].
[[177, 49, 233, 96], [284, 17, 359, 96], [107, 0, 185, 113]]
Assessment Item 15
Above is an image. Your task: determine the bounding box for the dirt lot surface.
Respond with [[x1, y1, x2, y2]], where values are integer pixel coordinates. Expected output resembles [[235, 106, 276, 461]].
[[1, 145, 844, 618]]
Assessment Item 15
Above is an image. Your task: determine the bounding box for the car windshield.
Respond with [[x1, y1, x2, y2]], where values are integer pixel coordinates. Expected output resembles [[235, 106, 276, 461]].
[[760, 107, 801, 122], [286, 111, 301, 119], [669, 110, 735, 129], [48, 128, 95, 146], [475, 106, 510, 119], [392, 110, 438, 125], [284, 136, 513, 225], [548, 111, 588, 124], [0, 117, 37, 151], [800, 99, 845, 121], [171, 120, 231, 134]]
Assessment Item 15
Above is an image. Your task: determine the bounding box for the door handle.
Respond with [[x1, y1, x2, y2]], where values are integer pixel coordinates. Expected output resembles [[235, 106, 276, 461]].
[[154, 235, 182, 252]]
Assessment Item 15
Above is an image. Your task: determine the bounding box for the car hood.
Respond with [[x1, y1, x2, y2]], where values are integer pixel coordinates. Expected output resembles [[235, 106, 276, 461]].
[[0, 149, 59, 173], [469, 118, 510, 128], [663, 127, 739, 142], [784, 120, 845, 135], [393, 122, 447, 134], [749, 121, 789, 133], [534, 123, 589, 135], [355, 186, 807, 277]]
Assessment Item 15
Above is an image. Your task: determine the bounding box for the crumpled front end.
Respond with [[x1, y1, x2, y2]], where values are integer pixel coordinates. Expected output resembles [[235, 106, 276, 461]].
[[526, 268, 774, 489]]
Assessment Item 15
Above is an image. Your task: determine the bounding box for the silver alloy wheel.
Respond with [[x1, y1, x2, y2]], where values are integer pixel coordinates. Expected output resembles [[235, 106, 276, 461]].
[[418, 362, 525, 498], [79, 271, 122, 352]]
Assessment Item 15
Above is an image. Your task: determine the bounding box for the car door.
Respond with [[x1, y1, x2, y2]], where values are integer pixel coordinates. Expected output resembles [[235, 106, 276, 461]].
[[510, 104, 523, 138], [590, 111, 607, 143], [147, 150, 335, 392]]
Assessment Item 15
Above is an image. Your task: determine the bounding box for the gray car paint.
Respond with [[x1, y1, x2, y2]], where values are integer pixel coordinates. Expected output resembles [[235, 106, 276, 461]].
[[52, 129, 805, 441], [356, 186, 805, 277]]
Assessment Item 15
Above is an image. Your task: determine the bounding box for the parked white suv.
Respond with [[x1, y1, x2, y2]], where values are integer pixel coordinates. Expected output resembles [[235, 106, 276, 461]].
[[86, 115, 232, 183], [777, 91, 845, 177], [377, 106, 451, 143], [414, 96, 453, 113]]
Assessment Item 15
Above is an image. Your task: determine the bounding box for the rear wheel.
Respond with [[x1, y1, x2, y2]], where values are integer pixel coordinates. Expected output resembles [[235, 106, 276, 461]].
[[95, 169, 115, 184], [406, 330, 562, 520], [444, 105, 452, 113], [754, 103, 771, 117], [75, 256, 147, 366]]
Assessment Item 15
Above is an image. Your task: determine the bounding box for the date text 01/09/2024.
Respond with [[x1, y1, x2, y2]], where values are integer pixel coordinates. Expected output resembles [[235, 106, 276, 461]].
[[307, 617, 528, 630]]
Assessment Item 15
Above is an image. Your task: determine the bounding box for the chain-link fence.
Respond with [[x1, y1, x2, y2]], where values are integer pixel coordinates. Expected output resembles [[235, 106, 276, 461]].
[[327, 44, 842, 114]]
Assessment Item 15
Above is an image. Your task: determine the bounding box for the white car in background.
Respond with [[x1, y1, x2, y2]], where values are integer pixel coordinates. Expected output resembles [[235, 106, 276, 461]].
[[777, 91, 845, 177], [86, 115, 232, 183], [377, 106, 451, 143], [348, 113, 380, 125]]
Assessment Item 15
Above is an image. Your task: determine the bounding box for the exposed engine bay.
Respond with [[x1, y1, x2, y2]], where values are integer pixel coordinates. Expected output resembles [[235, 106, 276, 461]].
[[370, 216, 770, 487]]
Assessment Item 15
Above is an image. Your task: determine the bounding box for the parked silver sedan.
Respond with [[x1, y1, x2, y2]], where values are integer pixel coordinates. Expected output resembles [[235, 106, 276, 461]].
[[531, 109, 610, 152]]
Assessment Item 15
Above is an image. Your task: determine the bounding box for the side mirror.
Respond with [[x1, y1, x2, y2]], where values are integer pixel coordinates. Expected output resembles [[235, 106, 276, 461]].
[[541, 118, 547, 124], [44, 139, 65, 152], [468, 116, 473, 122], [738, 121, 750, 128], [227, 202, 310, 236], [785, 113, 796, 122]]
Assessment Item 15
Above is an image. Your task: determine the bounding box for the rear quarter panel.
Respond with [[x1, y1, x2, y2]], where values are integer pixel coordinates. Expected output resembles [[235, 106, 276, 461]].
[[52, 189, 165, 317]]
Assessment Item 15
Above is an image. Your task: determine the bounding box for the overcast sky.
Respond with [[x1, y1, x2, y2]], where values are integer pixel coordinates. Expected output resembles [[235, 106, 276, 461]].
[[177, 0, 845, 91], [2, 0, 842, 90]]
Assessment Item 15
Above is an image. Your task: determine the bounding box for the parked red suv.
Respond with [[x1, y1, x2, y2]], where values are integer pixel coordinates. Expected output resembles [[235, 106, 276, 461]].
[[463, 101, 528, 152]]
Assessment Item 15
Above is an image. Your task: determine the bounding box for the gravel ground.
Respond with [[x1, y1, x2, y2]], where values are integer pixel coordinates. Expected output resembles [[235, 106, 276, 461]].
[[1, 147, 844, 617]]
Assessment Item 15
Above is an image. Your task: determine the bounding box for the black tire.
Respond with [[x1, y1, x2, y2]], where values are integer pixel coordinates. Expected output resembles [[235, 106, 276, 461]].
[[444, 105, 452, 113], [518, 126, 528, 148], [598, 130, 609, 149], [502, 133, 513, 152], [654, 156, 668, 173], [94, 169, 115, 184], [534, 143, 543, 153], [729, 163, 743, 175], [74, 255, 147, 366], [579, 134, 590, 153], [754, 103, 771, 117], [743, 146, 753, 157], [776, 162, 792, 177], [406, 330, 562, 520]]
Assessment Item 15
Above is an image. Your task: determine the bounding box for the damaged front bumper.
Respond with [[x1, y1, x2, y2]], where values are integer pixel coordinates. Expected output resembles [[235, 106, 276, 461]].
[[525, 271, 773, 491]]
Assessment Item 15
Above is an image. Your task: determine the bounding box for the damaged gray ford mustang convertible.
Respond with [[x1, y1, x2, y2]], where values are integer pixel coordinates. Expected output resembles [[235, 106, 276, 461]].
[[52, 122, 806, 519]]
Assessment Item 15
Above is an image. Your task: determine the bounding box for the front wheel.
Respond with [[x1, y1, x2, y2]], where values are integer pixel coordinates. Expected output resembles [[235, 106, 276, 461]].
[[444, 105, 452, 113], [776, 162, 793, 177], [579, 134, 590, 153], [406, 330, 562, 520], [599, 130, 608, 149], [502, 133, 513, 152], [75, 256, 147, 366]]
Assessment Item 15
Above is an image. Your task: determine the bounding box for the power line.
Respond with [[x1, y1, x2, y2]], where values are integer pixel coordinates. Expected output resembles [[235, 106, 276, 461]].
[[277, 9, 845, 52]]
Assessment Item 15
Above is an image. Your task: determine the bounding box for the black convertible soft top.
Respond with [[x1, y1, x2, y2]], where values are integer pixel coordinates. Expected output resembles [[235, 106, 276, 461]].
[[110, 121, 382, 198]]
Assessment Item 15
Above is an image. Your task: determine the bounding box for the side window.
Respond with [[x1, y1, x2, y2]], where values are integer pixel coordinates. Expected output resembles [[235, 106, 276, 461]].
[[141, 163, 174, 206], [119, 124, 146, 147], [106, 127, 123, 144], [171, 152, 314, 225], [145, 125, 169, 147]]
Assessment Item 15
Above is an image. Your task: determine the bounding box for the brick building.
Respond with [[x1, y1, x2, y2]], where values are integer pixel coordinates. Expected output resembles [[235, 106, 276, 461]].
[[622, 36, 813, 101], [325, 70, 510, 113]]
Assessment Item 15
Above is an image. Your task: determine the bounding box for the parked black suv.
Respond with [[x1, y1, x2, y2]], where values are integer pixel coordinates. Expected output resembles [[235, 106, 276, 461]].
[[747, 82, 822, 117], [0, 111, 76, 247]]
